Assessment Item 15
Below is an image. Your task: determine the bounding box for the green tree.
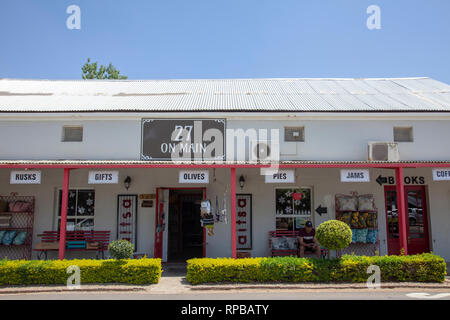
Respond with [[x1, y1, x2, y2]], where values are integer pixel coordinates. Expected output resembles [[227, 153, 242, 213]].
[[81, 58, 128, 80]]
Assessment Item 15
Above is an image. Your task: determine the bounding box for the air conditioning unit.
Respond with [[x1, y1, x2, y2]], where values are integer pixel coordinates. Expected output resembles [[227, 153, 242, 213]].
[[368, 142, 399, 161], [250, 140, 279, 162]]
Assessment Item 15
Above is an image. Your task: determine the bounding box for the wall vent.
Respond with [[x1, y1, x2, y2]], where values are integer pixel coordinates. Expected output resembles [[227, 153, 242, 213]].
[[62, 126, 83, 142]]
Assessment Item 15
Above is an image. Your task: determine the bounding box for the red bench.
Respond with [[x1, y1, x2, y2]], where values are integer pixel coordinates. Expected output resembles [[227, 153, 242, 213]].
[[268, 230, 328, 258], [33, 230, 111, 260]]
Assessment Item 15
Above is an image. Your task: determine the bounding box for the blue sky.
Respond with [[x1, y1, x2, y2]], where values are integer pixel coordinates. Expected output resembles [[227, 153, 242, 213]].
[[0, 0, 449, 83]]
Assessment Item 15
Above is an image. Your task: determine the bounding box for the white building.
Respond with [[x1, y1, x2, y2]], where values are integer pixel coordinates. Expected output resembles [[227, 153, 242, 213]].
[[0, 77, 450, 261]]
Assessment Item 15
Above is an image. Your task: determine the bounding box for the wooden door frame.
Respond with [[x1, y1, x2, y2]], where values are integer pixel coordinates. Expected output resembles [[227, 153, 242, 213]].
[[154, 187, 206, 260], [384, 185, 430, 255]]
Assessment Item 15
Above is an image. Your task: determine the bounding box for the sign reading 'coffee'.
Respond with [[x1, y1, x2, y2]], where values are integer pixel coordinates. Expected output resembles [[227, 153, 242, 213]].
[[141, 119, 226, 161], [432, 168, 450, 181]]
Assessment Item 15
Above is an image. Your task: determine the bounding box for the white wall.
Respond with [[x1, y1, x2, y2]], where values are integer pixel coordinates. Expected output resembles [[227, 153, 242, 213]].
[[1, 117, 450, 161]]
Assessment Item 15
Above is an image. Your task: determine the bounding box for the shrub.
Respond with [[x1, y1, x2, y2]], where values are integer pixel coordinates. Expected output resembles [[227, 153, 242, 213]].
[[186, 253, 446, 284], [316, 220, 352, 250], [0, 258, 162, 286], [108, 240, 134, 259]]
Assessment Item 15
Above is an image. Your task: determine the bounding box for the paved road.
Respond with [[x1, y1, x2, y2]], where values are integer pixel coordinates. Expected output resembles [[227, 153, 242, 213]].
[[1, 289, 450, 300]]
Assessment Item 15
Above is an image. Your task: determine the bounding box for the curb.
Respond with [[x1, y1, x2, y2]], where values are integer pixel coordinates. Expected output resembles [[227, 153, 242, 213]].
[[189, 283, 450, 291], [0, 286, 146, 295]]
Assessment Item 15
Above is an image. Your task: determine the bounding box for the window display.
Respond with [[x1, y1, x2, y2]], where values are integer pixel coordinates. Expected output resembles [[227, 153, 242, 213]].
[[275, 188, 312, 231], [335, 192, 379, 256], [58, 189, 95, 231]]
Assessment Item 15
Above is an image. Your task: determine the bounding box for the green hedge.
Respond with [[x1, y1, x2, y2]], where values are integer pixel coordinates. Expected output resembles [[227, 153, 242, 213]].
[[0, 258, 162, 286], [186, 254, 446, 285]]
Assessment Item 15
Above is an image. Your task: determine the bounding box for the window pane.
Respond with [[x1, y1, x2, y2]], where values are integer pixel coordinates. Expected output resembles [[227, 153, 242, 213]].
[[76, 190, 95, 216], [294, 217, 309, 231], [276, 189, 294, 215], [58, 189, 76, 216], [276, 217, 294, 231], [76, 218, 94, 231], [294, 188, 311, 215]]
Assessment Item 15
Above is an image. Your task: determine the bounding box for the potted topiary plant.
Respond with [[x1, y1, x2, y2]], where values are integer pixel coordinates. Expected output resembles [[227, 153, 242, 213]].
[[108, 239, 134, 260], [316, 220, 352, 255]]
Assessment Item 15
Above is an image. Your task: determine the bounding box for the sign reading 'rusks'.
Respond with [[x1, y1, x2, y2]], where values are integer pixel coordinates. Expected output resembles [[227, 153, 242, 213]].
[[141, 119, 226, 161]]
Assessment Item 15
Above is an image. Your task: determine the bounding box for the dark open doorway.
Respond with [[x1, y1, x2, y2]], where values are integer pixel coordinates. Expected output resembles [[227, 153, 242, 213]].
[[168, 189, 204, 262]]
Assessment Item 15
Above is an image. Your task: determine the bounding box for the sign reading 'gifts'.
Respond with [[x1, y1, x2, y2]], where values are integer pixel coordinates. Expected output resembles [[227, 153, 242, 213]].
[[88, 171, 119, 184]]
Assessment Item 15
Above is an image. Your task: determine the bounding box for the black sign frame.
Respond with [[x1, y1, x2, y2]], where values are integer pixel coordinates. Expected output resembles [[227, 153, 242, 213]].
[[141, 118, 226, 161]]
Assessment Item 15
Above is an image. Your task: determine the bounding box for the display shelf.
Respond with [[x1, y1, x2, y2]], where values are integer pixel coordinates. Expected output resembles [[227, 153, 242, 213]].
[[335, 193, 379, 256], [0, 195, 35, 260]]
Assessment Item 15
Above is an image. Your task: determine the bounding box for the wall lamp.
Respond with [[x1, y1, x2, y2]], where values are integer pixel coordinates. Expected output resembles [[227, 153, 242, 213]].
[[124, 176, 132, 190], [239, 175, 245, 190]]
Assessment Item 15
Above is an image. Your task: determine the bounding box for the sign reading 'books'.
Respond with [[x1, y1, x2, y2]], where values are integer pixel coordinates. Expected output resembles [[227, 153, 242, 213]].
[[141, 119, 226, 161]]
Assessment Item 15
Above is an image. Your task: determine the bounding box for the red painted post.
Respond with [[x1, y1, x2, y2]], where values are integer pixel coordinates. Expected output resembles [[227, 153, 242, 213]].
[[395, 167, 408, 255], [202, 188, 207, 258], [230, 167, 237, 259], [58, 168, 70, 260]]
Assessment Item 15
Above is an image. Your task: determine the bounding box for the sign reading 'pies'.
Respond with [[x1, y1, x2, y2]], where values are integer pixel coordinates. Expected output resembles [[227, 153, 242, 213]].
[[264, 170, 295, 183]]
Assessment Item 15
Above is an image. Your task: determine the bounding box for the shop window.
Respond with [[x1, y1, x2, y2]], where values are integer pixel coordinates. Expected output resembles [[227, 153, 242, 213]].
[[62, 126, 83, 142], [393, 127, 413, 142], [57, 189, 95, 231], [284, 127, 305, 142], [275, 187, 312, 231]]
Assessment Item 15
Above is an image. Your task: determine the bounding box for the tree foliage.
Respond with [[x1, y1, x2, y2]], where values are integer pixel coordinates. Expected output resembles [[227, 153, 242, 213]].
[[81, 58, 128, 80]]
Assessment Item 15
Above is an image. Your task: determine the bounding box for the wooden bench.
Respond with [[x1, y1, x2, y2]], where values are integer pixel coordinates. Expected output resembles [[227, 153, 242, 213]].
[[33, 230, 111, 260], [268, 230, 328, 258]]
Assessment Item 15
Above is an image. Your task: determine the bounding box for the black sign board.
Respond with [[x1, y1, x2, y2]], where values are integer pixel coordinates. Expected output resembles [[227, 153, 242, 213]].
[[141, 119, 226, 161]]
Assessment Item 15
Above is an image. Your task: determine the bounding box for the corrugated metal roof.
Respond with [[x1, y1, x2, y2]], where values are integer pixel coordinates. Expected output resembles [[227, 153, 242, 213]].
[[0, 77, 449, 112]]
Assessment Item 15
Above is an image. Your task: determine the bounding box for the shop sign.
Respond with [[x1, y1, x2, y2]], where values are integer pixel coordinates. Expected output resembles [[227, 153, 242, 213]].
[[139, 194, 156, 200], [10, 170, 41, 184], [340, 169, 370, 182], [376, 174, 425, 185], [264, 170, 295, 183], [432, 168, 450, 181], [117, 195, 138, 249], [88, 171, 119, 184], [141, 119, 226, 161], [236, 194, 252, 250], [179, 170, 209, 183]]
